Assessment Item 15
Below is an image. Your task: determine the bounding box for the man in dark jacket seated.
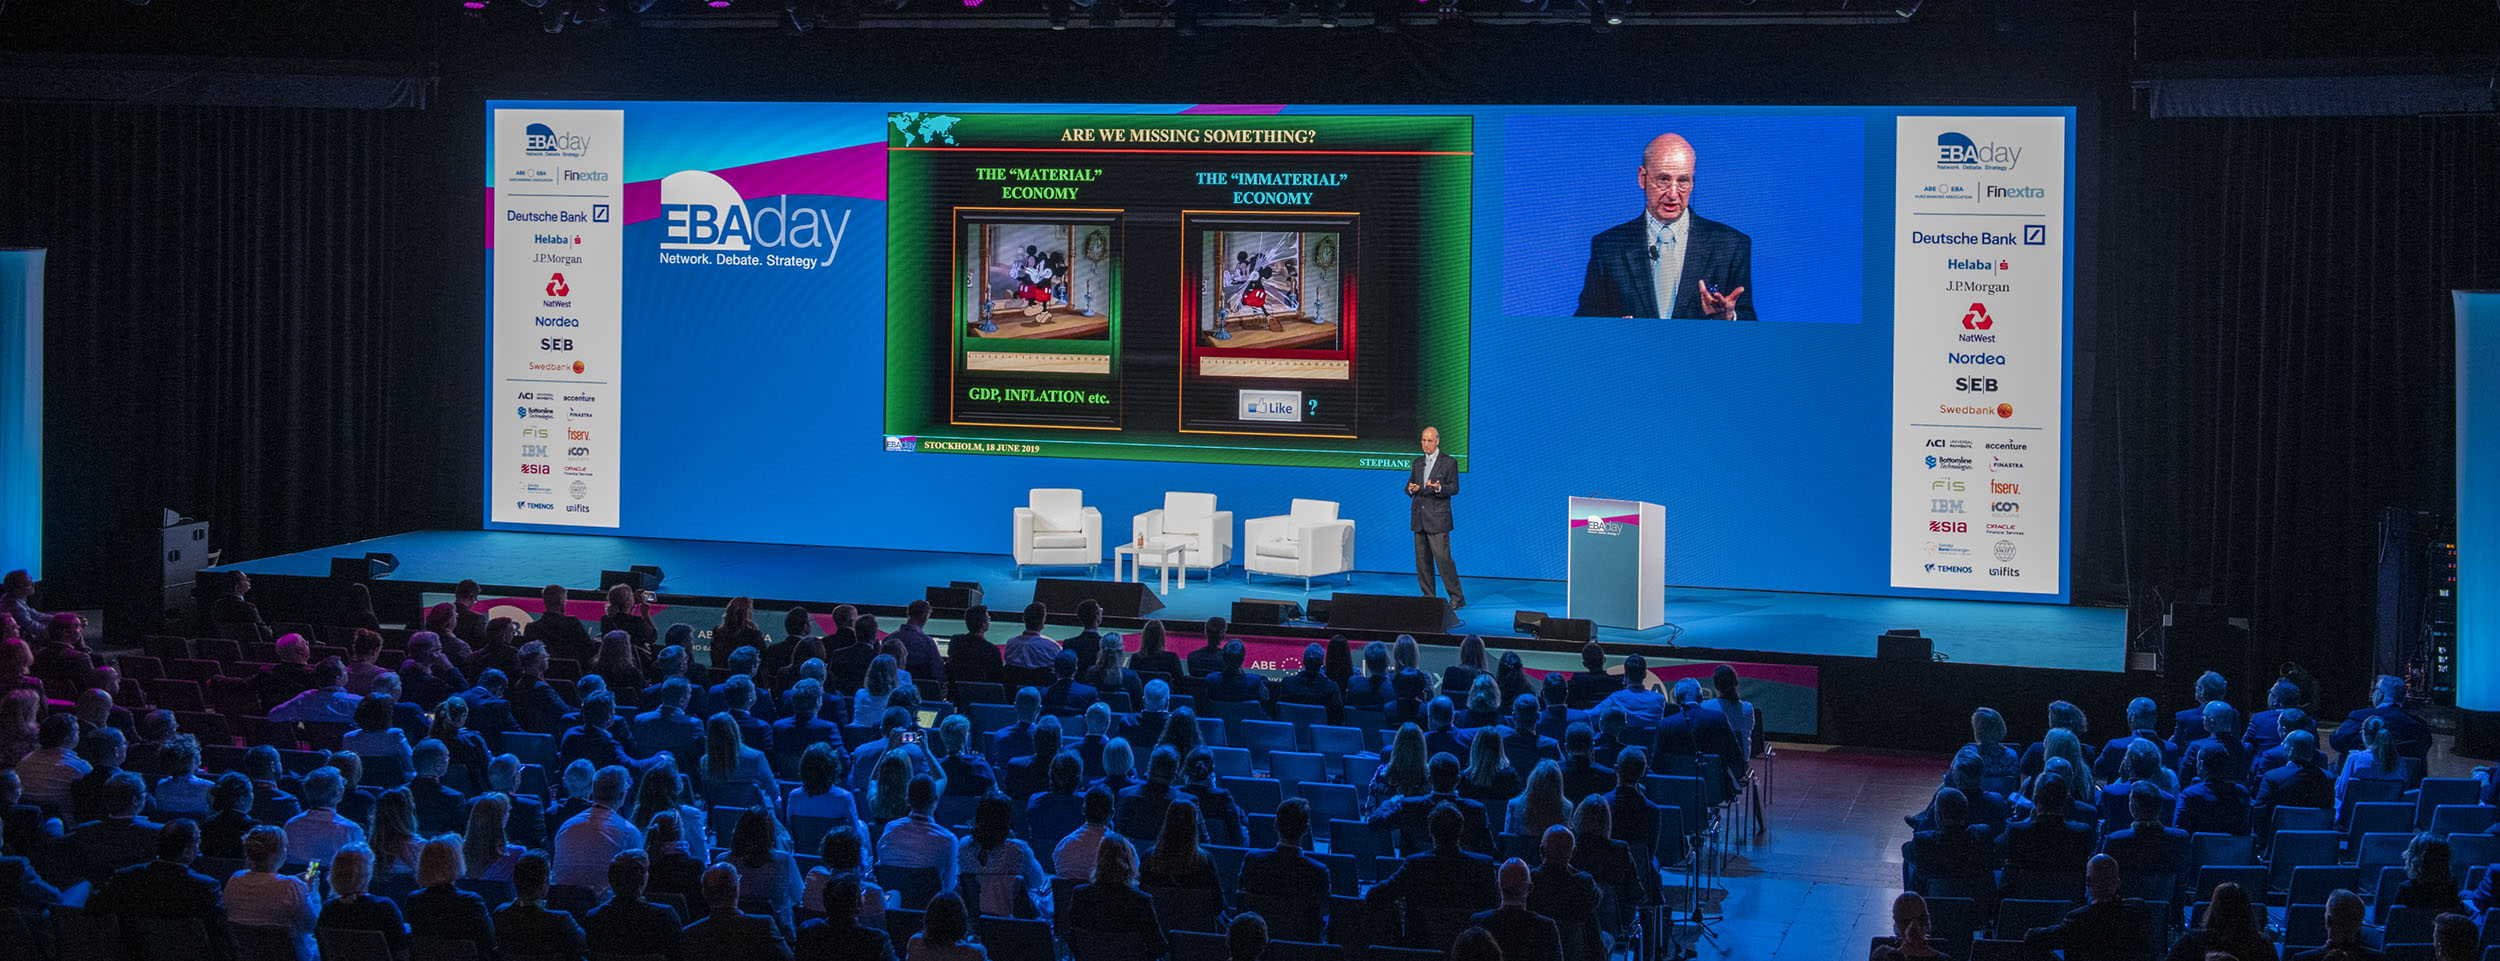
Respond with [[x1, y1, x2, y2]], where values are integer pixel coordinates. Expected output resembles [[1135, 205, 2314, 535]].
[[796, 876, 894, 961], [2288, 889, 2390, 961], [1367, 753, 1494, 856], [1650, 678, 1744, 797], [2329, 675, 2433, 759], [1042, 651, 1098, 714], [87, 818, 236, 961], [2098, 782, 2190, 895], [682, 863, 791, 960], [1200, 640, 1270, 709], [494, 852, 588, 961], [1277, 644, 1345, 723], [1365, 803, 1500, 948], [1564, 643, 1620, 710], [585, 852, 685, 961], [1996, 776, 2096, 883], [2092, 698, 2181, 784], [1466, 858, 1566, 961], [1239, 797, 1331, 899], [2251, 729, 2336, 843], [1526, 826, 1603, 961], [1903, 788, 1995, 896], [2020, 855, 2154, 961]]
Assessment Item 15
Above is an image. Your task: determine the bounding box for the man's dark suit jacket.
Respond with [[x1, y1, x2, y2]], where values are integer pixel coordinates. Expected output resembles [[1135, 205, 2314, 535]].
[[1060, 882, 1166, 959], [212, 595, 273, 642], [88, 858, 236, 961], [1113, 782, 1193, 841], [1278, 671, 1345, 723], [585, 898, 683, 961], [2331, 702, 2433, 757], [683, 910, 791, 961], [1365, 844, 1500, 942], [1367, 792, 1493, 856], [403, 884, 498, 958], [523, 614, 595, 666], [319, 893, 408, 957], [2290, 941, 2393, 961], [409, 776, 469, 835], [2099, 824, 2190, 884], [2092, 729, 2182, 783], [1573, 212, 1756, 320], [2170, 706, 2209, 753], [1466, 904, 1566, 961], [2252, 761, 2337, 835], [2019, 897, 2154, 961], [1043, 679, 1098, 714], [948, 634, 1004, 687], [493, 900, 586, 960], [795, 915, 895, 961], [1527, 863, 1601, 961], [67, 817, 163, 888], [200, 811, 258, 860], [1997, 815, 2097, 877], [1905, 825, 1996, 890], [1651, 703, 1745, 794], [1407, 453, 1459, 534], [1238, 845, 1330, 898]]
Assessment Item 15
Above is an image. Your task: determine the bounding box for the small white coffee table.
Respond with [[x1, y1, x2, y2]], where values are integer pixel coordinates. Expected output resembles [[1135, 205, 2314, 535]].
[[1113, 542, 1189, 592]]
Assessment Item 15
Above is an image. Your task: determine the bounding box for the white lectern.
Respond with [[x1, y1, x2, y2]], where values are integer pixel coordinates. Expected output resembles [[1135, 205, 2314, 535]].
[[1565, 497, 1665, 630]]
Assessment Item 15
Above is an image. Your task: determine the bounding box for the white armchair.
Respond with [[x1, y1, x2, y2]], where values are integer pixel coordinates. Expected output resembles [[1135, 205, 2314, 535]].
[[1129, 491, 1233, 578], [1244, 499, 1356, 589], [1012, 488, 1102, 577]]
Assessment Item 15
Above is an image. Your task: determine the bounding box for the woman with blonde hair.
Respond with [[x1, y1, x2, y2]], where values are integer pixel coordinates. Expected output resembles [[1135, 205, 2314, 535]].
[[0, 688, 42, 766], [1367, 723, 1431, 805], [402, 837, 496, 956], [318, 843, 409, 961], [463, 792, 525, 882], [710, 596, 764, 669], [369, 787, 423, 876], [1508, 760, 1572, 845]]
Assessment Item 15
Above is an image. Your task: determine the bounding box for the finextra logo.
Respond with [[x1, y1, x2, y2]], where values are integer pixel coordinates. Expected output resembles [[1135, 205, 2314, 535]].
[[1937, 131, 2021, 170], [658, 169, 852, 254]]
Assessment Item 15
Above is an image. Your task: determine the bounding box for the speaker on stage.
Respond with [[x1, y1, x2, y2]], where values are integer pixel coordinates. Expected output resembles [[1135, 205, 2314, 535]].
[[1232, 599, 1297, 626], [1034, 578, 1164, 618], [925, 582, 985, 610], [1878, 629, 1933, 661], [1326, 593, 1457, 634]]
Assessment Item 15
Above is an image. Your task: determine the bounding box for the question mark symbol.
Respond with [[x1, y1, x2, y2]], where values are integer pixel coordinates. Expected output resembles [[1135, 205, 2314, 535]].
[[1307, 398, 1319, 417]]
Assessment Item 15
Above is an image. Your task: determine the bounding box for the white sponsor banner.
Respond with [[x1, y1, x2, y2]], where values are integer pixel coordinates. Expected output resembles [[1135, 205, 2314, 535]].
[[1890, 116, 2065, 594], [491, 109, 624, 528]]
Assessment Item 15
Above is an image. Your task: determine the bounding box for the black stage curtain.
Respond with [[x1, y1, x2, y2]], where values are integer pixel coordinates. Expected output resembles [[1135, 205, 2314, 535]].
[[0, 103, 465, 598], [2090, 115, 2500, 704]]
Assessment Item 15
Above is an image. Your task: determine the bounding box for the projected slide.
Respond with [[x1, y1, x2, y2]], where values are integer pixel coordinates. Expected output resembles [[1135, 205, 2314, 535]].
[[481, 101, 2076, 605], [884, 112, 1472, 468]]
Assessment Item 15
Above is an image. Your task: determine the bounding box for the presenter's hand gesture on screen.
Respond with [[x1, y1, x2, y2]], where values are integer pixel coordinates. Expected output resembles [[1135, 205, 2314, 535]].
[[1698, 280, 1747, 321], [1407, 482, 1421, 494]]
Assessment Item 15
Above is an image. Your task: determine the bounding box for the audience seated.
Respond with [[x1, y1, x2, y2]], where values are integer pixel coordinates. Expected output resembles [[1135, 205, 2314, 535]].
[[2164, 880, 2275, 961], [796, 875, 892, 961], [224, 825, 320, 961], [588, 851, 683, 961], [1365, 802, 1499, 947], [1467, 858, 1565, 961], [2329, 674, 2433, 758], [2288, 889, 2386, 961], [2098, 781, 2189, 888], [494, 851, 586, 961], [2175, 744, 2255, 836], [2017, 855, 2153, 961], [2250, 728, 2335, 839], [683, 863, 791, 961], [1060, 835, 1164, 958], [1997, 776, 2096, 880], [88, 817, 237, 961], [317, 843, 408, 961]]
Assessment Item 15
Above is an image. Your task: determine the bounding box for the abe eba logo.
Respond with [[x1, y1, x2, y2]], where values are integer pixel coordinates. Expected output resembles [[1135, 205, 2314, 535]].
[[1961, 303, 1995, 331], [545, 273, 570, 297]]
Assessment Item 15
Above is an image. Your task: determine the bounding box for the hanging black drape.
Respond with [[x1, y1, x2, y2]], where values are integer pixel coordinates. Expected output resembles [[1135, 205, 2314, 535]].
[[2088, 115, 2500, 707], [0, 103, 465, 599]]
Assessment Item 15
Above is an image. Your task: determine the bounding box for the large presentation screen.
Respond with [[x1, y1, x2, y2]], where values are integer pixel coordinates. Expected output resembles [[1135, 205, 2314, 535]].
[[485, 102, 2075, 601]]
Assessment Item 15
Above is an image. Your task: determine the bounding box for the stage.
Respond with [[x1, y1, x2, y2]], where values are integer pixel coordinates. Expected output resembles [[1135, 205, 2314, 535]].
[[211, 530, 2133, 746]]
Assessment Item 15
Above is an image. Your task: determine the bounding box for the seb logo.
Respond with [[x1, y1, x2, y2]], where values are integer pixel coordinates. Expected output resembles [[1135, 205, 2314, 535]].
[[1991, 480, 2021, 494], [539, 338, 573, 351], [1954, 377, 1999, 392], [658, 169, 852, 253]]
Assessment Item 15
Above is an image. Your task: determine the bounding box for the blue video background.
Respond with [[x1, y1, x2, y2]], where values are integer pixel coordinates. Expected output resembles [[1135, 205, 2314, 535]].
[[485, 102, 2073, 603]]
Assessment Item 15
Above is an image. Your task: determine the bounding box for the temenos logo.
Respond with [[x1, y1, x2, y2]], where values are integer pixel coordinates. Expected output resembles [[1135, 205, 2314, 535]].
[[657, 169, 851, 254], [523, 123, 593, 158], [1937, 132, 2021, 171]]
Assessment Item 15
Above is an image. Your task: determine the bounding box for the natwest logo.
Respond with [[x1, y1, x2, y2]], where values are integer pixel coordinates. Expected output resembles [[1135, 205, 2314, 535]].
[[545, 273, 570, 297], [1991, 480, 2021, 494], [1961, 302, 1995, 330], [658, 169, 851, 253]]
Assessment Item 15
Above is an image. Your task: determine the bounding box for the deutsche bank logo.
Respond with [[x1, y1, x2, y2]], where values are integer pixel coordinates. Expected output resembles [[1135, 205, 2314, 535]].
[[2022, 224, 2047, 246]]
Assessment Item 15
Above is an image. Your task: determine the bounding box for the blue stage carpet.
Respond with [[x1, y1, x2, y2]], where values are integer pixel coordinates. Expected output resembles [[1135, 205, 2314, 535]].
[[217, 530, 2126, 673]]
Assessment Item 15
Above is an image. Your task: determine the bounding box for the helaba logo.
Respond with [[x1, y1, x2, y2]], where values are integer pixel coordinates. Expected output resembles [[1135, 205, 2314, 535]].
[[1931, 499, 1964, 513], [1937, 132, 2021, 170], [1991, 480, 2021, 494], [1925, 563, 1974, 574], [1945, 258, 2007, 272], [658, 169, 851, 253], [1948, 352, 2006, 366], [523, 122, 593, 158], [533, 233, 582, 246]]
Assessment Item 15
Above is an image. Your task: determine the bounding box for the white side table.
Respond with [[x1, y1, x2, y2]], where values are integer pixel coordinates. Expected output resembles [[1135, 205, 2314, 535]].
[[1113, 541, 1189, 592]]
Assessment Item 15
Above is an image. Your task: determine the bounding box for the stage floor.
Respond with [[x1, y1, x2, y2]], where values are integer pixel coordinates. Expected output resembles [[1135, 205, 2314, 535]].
[[215, 530, 2127, 673]]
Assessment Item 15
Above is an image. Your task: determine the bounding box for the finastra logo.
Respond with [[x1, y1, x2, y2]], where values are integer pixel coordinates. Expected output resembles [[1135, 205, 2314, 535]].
[[523, 123, 593, 158], [1937, 131, 2021, 170], [657, 169, 852, 253]]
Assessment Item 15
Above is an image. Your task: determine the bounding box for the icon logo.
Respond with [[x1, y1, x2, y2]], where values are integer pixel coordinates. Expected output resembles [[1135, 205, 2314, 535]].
[[2022, 224, 2047, 245], [545, 273, 569, 297], [1993, 540, 2018, 562], [1961, 303, 1994, 330], [1991, 501, 2020, 515]]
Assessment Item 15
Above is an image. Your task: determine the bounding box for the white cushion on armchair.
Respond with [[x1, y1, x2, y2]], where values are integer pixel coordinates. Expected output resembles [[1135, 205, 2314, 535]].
[[1244, 499, 1356, 584], [1013, 488, 1102, 571], [1130, 491, 1233, 572]]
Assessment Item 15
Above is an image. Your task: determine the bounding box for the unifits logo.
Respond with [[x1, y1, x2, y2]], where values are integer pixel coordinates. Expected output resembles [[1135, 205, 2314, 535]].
[[1988, 566, 2022, 577], [523, 122, 593, 158], [658, 169, 852, 253], [1937, 131, 2021, 170], [1948, 352, 2006, 365]]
